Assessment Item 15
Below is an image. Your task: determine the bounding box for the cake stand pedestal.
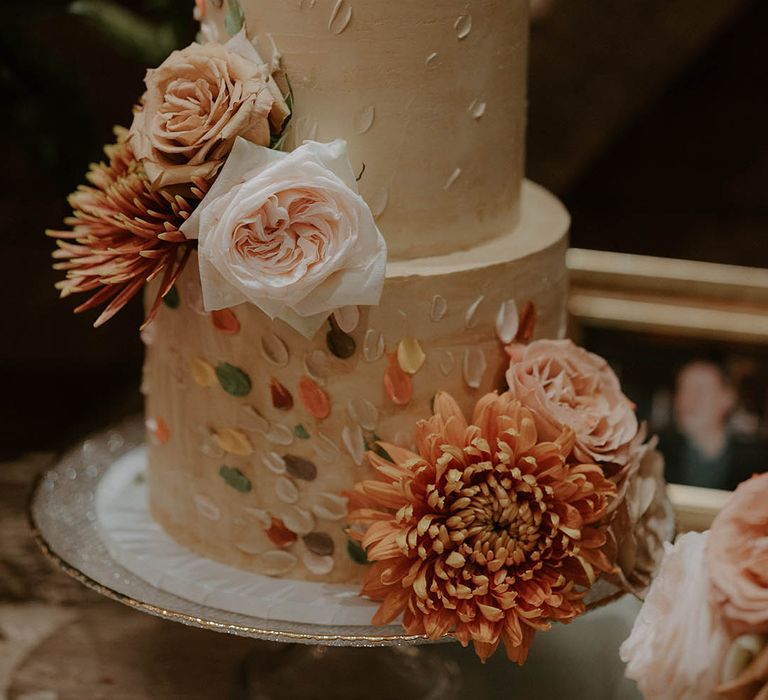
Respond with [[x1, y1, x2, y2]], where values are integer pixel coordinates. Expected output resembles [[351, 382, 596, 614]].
[[28, 418, 461, 700]]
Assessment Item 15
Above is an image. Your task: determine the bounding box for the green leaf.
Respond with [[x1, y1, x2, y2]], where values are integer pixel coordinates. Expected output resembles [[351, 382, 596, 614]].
[[294, 424, 310, 440], [225, 0, 245, 35], [162, 285, 180, 309], [347, 539, 369, 566], [219, 465, 252, 493], [216, 363, 252, 397]]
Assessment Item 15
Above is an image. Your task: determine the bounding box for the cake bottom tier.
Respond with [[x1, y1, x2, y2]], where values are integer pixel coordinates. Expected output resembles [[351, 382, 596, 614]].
[[143, 180, 570, 584]]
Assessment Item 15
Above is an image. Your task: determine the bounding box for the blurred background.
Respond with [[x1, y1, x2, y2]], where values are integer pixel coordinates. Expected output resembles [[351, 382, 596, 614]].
[[1, 0, 767, 458]]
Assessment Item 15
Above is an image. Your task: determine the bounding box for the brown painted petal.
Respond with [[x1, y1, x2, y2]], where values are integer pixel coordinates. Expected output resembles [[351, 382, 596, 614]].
[[270, 377, 294, 410]]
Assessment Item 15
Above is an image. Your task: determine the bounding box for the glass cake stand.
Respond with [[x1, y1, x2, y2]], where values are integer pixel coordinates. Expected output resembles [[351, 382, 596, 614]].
[[28, 417, 462, 700], [29, 417, 644, 699]]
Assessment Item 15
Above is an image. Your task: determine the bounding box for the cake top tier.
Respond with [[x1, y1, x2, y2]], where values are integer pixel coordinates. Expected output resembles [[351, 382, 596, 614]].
[[200, 0, 530, 260]]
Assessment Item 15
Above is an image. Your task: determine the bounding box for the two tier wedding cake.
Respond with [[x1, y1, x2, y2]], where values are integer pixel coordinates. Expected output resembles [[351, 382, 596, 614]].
[[49, 0, 670, 662]]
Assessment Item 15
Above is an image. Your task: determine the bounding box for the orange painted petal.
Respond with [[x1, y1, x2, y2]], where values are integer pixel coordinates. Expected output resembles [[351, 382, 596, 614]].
[[298, 375, 330, 419], [384, 353, 413, 406], [211, 308, 240, 334]]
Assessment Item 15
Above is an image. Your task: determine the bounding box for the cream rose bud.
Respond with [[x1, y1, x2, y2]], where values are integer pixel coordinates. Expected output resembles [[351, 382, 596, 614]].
[[181, 137, 387, 338], [129, 31, 289, 189]]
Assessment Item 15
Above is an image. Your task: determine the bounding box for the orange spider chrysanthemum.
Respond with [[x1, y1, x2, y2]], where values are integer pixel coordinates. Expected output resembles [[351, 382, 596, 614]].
[[347, 391, 617, 663], [47, 128, 207, 328]]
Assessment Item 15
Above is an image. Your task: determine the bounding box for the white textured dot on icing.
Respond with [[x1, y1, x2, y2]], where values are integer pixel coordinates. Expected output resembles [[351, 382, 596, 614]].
[[140, 320, 156, 347], [194, 426, 225, 460], [299, 0, 317, 9], [465, 295, 485, 329], [363, 328, 385, 362], [463, 347, 487, 389], [454, 14, 472, 40], [438, 350, 455, 376], [312, 492, 348, 521], [313, 431, 342, 462], [239, 405, 269, 434], [443, 168, 462, 190], [469, 100, 487, 120], [430, 294, 448, 322], [303, 551, 334, 575], [342, 424, 365, 465], [328, 0, 352, 34], [425, 52, 440, 68], [261, 333, 290, 367], [495, 299, 520, 344], [347, 398, 379, 431], [275, 476, 299, 504], [194, 494, 220, 521], [369, 188, 388, 219], [266, 423, 294, 446], [333, 305, 360, 333], [354, 105, 376, 134], [281, 506, 315, 535], [243, 506, 272, 529], [305, 349, 332, 381], [262, 451, 287, 474], [260, 550, 298, 576]]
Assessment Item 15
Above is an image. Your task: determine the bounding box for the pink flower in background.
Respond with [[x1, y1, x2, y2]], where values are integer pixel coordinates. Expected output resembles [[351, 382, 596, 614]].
[[505, 339, 638, 468], [130, 32, 289, 188], [706, 473, 768, 636], [620, 531, 730, 700], [181, 137, 386, 338]]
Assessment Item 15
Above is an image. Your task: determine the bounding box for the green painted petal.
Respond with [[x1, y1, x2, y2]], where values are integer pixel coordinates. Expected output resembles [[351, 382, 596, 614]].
[[219, 465, 252, 493], [216, 363, 252, 397]]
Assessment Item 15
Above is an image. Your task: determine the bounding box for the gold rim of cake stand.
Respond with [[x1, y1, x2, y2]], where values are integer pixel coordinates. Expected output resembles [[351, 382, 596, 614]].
[[26, 418, 629, 646]]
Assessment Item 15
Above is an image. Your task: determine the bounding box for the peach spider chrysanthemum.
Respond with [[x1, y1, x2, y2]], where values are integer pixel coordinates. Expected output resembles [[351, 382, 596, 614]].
[[347, 391, 617, 663], [47, 128, 207, 328]]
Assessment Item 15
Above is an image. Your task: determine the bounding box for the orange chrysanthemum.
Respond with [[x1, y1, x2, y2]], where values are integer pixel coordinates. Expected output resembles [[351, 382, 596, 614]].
[[347, 392, 617, 663], [47, 127, 207, 328]]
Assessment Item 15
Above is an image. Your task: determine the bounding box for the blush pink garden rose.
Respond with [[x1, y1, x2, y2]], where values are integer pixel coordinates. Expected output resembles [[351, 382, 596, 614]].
[[706, 473, 768, 636], [505, 339, 638, 468], [129, 31, 289, 188], [181, 137, 387, 338], [620, 531, 731, 700]]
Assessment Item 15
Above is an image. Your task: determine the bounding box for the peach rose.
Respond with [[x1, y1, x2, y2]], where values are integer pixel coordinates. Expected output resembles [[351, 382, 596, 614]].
[[505, 339, 639, 467], [620, 531, 731, 700], [129, 31, 289, 189], [611, 434, 673, 598], [718, 635, 768, 700], [706, 473, 768, 636], [181, 137, 386, 338]]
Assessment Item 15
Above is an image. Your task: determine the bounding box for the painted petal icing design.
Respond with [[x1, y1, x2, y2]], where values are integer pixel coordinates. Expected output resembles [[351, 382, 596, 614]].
[[397, 337, 426, 375], [298, 376, 331, 419], [384, 354, 413, 406], [270, 378, 294, 410]]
